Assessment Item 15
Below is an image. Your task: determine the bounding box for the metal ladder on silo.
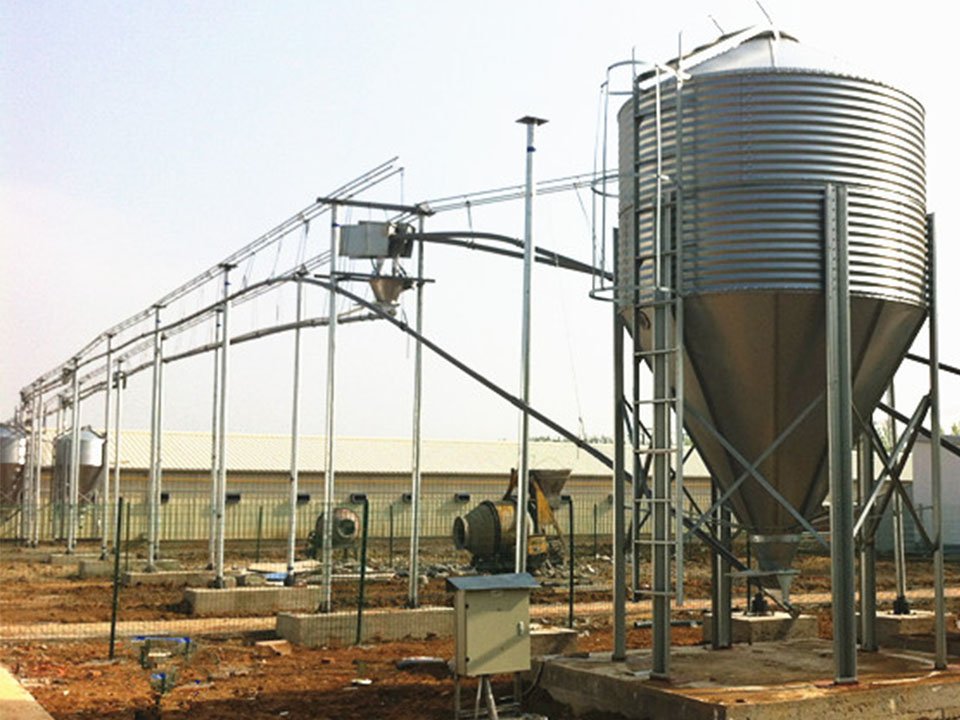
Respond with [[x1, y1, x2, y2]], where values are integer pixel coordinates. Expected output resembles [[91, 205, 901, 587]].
[[630, 63, 687, 619]]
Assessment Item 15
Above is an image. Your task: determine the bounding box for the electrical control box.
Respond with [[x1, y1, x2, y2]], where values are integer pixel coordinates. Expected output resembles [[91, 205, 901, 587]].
[[446, 573, 538, 677], [339, 221, 414, 259]]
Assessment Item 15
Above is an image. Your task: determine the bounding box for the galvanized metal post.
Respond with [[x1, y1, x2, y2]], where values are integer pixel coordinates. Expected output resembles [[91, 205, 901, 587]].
[[858, 433, 877, 652], [67, 358, 81, 554], [320, 205, 339, 612], [710, 480, 732, 649], [208, 307, 222, 571], [214, 266, 233, 587], [612, 228, 627, 662], [112, 361, 124, 556], [32, 386, 44, 546], [100, 335, 113, 560], [514, 115, 547, 574], [927, 213, 947, 670], [408, 216, 426, 607], [21, 396, 34, 544], [155, 331, 165, 559], [887, 383, 909, 610], [146, 306, 162, 571], [824, 184, 857, 684], [286, 273, 305, 585]]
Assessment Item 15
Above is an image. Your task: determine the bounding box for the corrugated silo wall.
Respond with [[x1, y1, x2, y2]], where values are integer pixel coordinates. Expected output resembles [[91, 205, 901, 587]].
[[0, 468, 714, 544]]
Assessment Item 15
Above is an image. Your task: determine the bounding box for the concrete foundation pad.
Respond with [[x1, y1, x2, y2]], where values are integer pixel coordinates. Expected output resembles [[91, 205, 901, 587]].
[[185, 586, 323, 616], [45, 553, 98, 566], [278, 606, 453, 646], [858, 610, 958, 646], [123, 570, 214, 587], [531, 628, 579, 658], [702, 612, 817, 644], [538, 639, 960, 720], [0, 663, 54, 720], [78, 558, 181, 578]]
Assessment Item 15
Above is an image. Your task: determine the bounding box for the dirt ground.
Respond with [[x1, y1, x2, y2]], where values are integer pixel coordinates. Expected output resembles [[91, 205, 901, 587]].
[[0, 625, 707, 720], [2, 540, 958, 624], [2, 541, 960, 719]]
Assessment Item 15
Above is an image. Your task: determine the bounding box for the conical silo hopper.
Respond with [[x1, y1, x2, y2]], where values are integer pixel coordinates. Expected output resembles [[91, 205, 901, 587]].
[[0, 424, 27, 521], [617, 28, 928, 585], [54, 427, 105, 501]]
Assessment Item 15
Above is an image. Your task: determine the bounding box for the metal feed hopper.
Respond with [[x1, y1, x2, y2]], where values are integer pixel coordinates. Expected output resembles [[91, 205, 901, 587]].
[[54, 427, 105, 501], [617, 28, 928, 585]]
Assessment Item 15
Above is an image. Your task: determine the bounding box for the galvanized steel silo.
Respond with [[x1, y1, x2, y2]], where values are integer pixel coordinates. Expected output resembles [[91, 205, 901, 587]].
[[0, 424, 27, 512], [617, 29, 928, 574]]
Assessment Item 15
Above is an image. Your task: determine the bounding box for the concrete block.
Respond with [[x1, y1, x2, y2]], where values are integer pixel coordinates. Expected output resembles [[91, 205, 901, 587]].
[[857, 609, 958, 645], [537, 640, 960, 720], [236, 573, 268, 587], [531, 628, 579, 657], [184, 586, 322, 616], [701, 611, 817, 644], [77, 558, 178, 578], [45, 553, 98, 566], [0, 664, 55, 720], [123, 570, 215, 587], [278, 606, 454, 647]]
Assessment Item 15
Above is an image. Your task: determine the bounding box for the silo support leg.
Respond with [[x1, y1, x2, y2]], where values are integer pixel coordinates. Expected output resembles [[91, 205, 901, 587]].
[[825, 184, 857, 685], [858, 433, 877, 652]]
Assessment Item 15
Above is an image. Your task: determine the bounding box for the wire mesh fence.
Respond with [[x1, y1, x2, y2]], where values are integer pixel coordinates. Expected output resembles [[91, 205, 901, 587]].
[[4, 478, 885, 652]]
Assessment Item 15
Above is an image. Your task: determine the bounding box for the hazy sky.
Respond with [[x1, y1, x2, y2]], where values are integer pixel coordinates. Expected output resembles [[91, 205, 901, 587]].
[[2, 0, 958, 442]]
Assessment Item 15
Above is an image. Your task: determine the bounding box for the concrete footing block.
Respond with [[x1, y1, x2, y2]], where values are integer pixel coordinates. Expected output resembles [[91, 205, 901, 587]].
[[858, 609, 958, 645], [45, 553, 98, 566], [78, 558, 180, 578], [537, 640, 960, 720], [123, 570, 214, 587], [701, 611, 817, 644], [184, 586, 323, 616], [0, 664, 54, 720], [278, 606, 454, 647], [531, 627, 579, 657]]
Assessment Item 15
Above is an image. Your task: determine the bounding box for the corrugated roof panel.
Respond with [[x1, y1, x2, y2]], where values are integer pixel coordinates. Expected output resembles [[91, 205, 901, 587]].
[[39, 430, 712, 477]]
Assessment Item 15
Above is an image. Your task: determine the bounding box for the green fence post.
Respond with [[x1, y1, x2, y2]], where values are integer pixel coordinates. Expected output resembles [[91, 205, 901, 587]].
[[355, 495, 370, 645], [566, 497, 575, 629], [109, 497, 124, 660]]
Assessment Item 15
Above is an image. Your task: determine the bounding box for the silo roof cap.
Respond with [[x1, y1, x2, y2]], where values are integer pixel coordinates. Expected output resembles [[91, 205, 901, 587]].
[[637, 24, 869, 85]]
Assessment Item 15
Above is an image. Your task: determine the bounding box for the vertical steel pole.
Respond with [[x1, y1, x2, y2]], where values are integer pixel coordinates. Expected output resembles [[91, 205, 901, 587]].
[[215, 266, 233, 587], [825, 184, 857, 684], [888, 383, 909, 610], [54, 397, 64, 539], [710, 480, 732, 649], [515, 116, 546, 573], [67, 358, 81, 554], [858, 433, 877, 652], [32, 387, 44, 546], [320, 205, 339, 612], [21, 396, 34, 544], [154, 334, 165, 559], [408, 215, 426, 607], [100, 335, 113, 560], [927, 213, 947, 670], [146, 307, 162, 570], [208, 308, 222, 570], [286, 273, 305, 585], [112, 362, 124, 558], [612, 228, 627, 662]]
